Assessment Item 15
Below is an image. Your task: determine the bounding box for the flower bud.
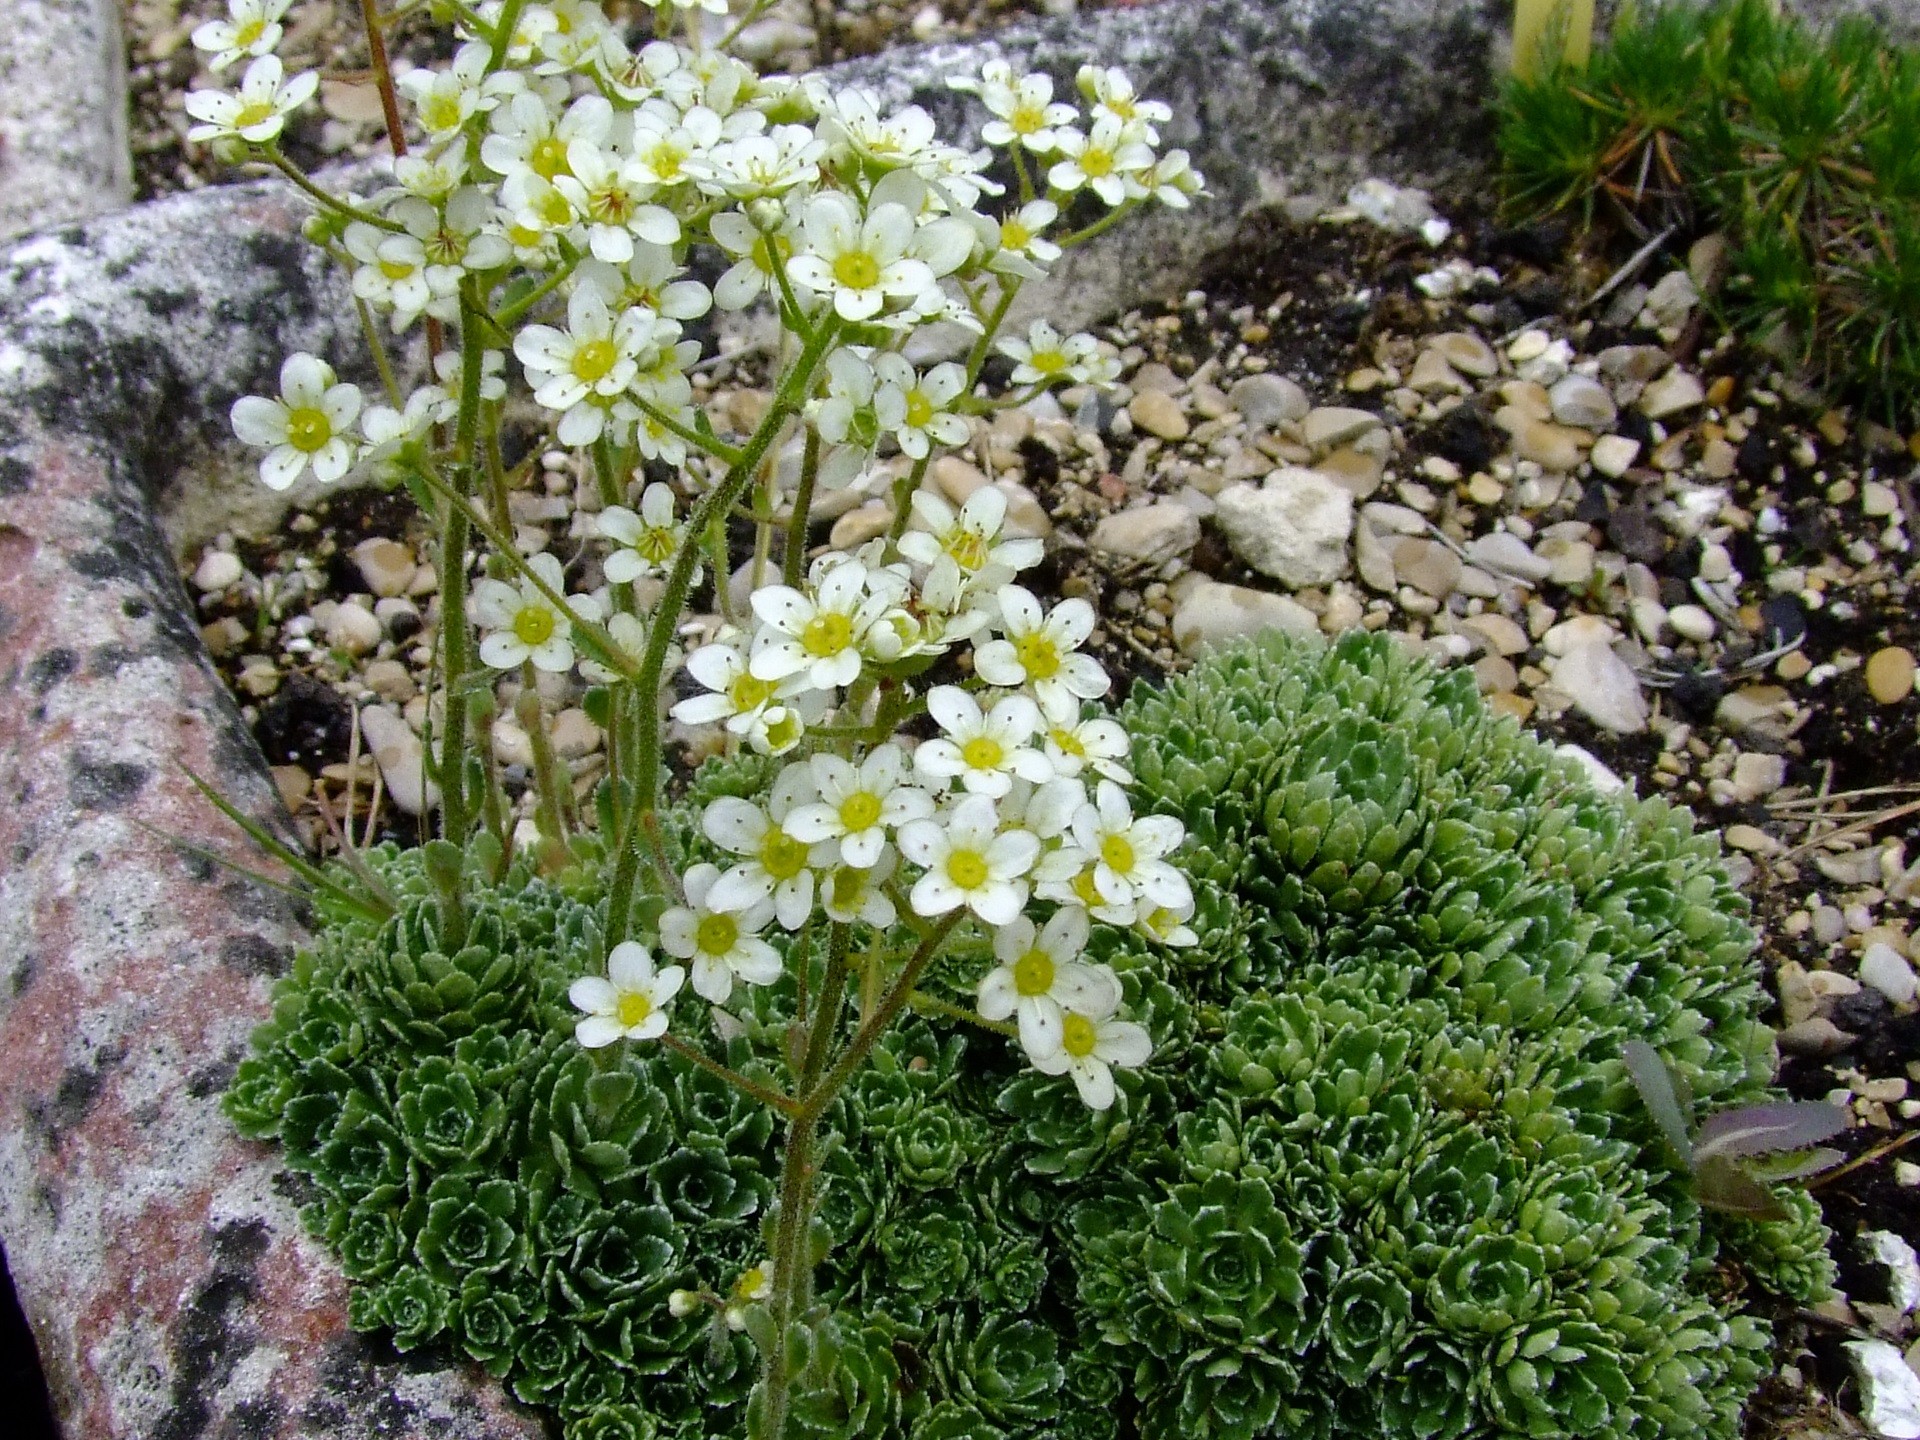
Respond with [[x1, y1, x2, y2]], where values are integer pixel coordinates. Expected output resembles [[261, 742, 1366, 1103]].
[[747, 197, 786, 232]]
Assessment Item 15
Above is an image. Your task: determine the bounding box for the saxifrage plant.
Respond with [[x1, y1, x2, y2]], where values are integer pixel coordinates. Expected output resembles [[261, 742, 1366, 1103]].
[[231, 628, 1835, 1440]]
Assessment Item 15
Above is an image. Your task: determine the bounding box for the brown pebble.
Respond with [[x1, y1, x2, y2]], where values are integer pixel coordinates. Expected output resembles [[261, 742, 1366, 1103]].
[[1866, 646, 1916, 705], [1705, 374, 1735, 409]]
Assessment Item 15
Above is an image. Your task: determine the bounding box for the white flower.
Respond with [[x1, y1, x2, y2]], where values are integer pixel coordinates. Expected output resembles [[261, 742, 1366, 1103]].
[[1047, 115, 1155, 208], [471, 551, 605, 672], [1138, 895, 1199, 949], [702, 764, 830, 929], [1076, 66, 1172, 139], [898, 487, 1043, 588], [785, 194, 937, 323], [570, 941, 685, 1046], [978, 908, 1119, 1062], [996, 320, 1114, 389], [186, 55, 318, 146], [914, 685, 1052, 798], [1066, 779, 1189, 913], [191, 0, 290, 72], [748, 562, 887, 692], [820, 849, 898, 928], [598, 483, 686, 583], [400, 189, 514, 276], [577, 248, 712, 323], [673, 640, 812, 754], [230, 352, 362, 489], [987, 199, 1062, 279], [1037, 688, 1132, 784], [554, 139, 680, 263], [482, 88, 590, 184], [659, 863, 782, 1004], [1030, 985, 1151, 1110], [708, 208, 799, 311], [513, 286, 655, 446], [974, 585, 1109, 707], [974, 62, 1078, 154], [397, 42, 503, 134], [873, 355, 970, 460], [897, 793, 1038, 926], [343, 220, 461, 332], [629, 103, 723, 189], [1147, 150, 1205, 209], [578, 610, 651, 685], [817, 89, 941, 173], [813, 347, 879, 451], [692, 126, 824, 199], [785, 745, 933, 869]]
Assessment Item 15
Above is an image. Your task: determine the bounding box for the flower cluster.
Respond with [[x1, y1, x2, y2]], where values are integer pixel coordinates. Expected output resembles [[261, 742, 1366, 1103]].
[[209, 3, 1201, 495], [645, 482, 1192, 1105]]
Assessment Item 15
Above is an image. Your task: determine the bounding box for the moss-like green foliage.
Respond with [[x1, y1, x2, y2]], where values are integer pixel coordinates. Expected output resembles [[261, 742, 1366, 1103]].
[[1499, 0, 1920, 424], [231, 632, 1827, 1438]]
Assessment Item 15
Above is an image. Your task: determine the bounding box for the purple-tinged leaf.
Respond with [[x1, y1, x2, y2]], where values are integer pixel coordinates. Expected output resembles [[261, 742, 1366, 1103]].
[[1745, 1146, 1846, 1183], [1695, 1102, 1848, 1162]]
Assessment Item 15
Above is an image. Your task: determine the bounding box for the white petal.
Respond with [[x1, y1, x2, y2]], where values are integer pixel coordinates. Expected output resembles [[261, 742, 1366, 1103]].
[[569, 975, 618, 1014], [575, 1015, 625, 1048], [607, 941, 656, 988], [1071, 1057, 1117, 1110]]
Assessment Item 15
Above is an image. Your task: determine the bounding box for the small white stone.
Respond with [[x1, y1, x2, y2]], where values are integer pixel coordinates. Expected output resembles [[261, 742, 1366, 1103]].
[[193, 549, 244, 593], [1214, 467, 1354, 587], [1860, 942, 1919, 1005], [1867, 1231, 1920, 1315], [1668, 604, 1716, 642], [1465, 530, 1552, 583], [1227, 373, 1310, 429], [360, 705, 436, 815], [550, 707, 603, 759], [1507, 329, 1551, 363], [1548, 374, 1617, 431], [1301, 406, 1383, 453], [1697, 542, 1734, 583], [1729, 752, 1787, 802], [1589, 434, 1641, 478], [1845, 1340, 1920, 1440], [324, 602, 383, 657], [1641, 368, 1706, 419], [1549, 639, 1648, 733], [351, 538, 416, 598], [1557, 743, 1626, 794], [1171, 578, 1319, 655], [1089, 503, 1201, 563]]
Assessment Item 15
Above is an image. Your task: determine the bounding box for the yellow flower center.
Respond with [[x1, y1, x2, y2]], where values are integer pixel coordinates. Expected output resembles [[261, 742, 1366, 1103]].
[[1012, 948, 1055, 997], [696, 912, 739, 956], [1051, 726, 1086, 758], [1061, 1011, 1098, 1057], [1070, 868, 1102, 908], [832, 250, 882, 291], [764, 710, 804, 751], [378, 257, 415, 281], [529, 135, 570, 179], [617, 990, 654, 1028], [572, 338, 618, 383], [801, 611, 853, 658], [422, 93, 464, 132], [946, 529, 990, 572], [839, 792, 882, 832], [733, 1265, 767, 1302], [284, 406, 332, 452], [1028, 348, 1069, 377], [728, 672, 775, 711], [961, 736, 1005, 772], [946, 848, 990, 890], [1001, 218, 1032, 250], [829, 867, 866, 909], [590, 185, 634, 224], [644, 141, 685, 180], [904, 391, 936, 429], [508, 220, 544, 249], [761, 829, 811, 880], [1014, 632, 1061, 680], [537, 189, 575, 227], [512, 604, 557, 647], [634, 527, 677, 564], [235, 17, 268, 47], [1011, 101, 1047, 134], [233, 99, 278, 131], [1080, 148, 1115, 178], [1101, 833, 1136, 875]]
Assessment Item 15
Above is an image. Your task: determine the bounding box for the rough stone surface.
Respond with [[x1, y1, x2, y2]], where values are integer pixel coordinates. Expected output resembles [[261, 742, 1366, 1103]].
[[1214, 466, 1354, 587], [0, 177, 542, 1440], [1088, 502, 1201, 563], [1171, 576, 1320, 653], [0, 0, 131, 240], [1549, 640, 1650, 733]]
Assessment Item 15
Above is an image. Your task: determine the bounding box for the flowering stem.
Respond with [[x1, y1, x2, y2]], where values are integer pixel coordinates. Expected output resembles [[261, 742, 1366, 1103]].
[[630, 395, 742, 465], [1056, 198, 1141, 250], [659, 1034, 799, 1118], [434, 309, 489, 900], [907, 988, 1015, 1037], [782, 427, 820, 589], [484, 0, 528, 72], [493, 254, 580, 328], [605, 319, 841, 950], [263, 149, 405, 231], [357, 0, 410, 160], [517, 667, 572, 863], [353, 296, 406, 409]]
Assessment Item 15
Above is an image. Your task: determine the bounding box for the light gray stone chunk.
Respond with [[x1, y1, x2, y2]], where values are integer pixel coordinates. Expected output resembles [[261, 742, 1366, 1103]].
[[1549, 640, 1649, 733], [1172, 577, 1319, 654], [1464, 530, 1551, 582], [1860, 942, 1920, 1006], [0, 0, 131, 240], [1226, 373, 1310, 428], [1214, 467, 1354, 587], [1548, 374, 1617, 431]]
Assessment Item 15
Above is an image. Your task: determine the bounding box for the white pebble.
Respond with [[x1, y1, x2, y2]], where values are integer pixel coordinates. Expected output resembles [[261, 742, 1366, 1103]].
[[193, 549, 245, 593], [1667, 604, 1716, 642]]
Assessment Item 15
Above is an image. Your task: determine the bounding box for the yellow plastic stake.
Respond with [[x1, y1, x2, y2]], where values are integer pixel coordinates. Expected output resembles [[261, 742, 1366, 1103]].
[[1512, 0, 1596, 80]]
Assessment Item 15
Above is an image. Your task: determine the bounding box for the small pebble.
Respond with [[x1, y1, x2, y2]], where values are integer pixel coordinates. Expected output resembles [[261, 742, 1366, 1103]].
[[324, 603, 383, 657], [1867, 647, 1917, 705], [1227, 373, 1310, 428], [1128, 389, 1190, 441], [1860, 942, 1920, 1005], [1589, 434, 1641, 478], [193, 549, 244, 592], [1668, 604, 1716, 642]]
